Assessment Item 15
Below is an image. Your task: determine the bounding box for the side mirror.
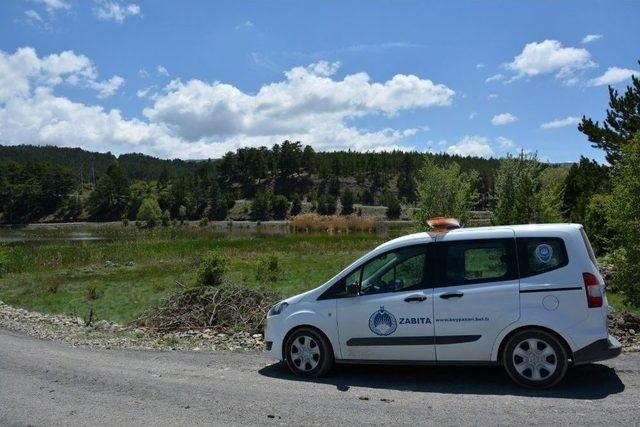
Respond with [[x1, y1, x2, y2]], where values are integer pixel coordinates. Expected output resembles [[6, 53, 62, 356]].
[[346, 281, 360, 297]]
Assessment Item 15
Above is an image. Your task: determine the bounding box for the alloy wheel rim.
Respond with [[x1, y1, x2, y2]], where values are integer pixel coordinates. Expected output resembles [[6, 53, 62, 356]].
[[512, 338, 558, 381], [290, 335, 321, 371]]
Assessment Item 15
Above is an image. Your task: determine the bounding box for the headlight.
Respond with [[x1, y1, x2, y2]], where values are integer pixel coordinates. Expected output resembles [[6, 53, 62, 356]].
[[268, 301, 288, 317]]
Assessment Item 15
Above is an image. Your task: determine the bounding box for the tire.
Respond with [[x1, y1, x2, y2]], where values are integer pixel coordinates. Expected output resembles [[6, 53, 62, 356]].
[[503, 329, 568, 389], [284, 327, 334, 378]]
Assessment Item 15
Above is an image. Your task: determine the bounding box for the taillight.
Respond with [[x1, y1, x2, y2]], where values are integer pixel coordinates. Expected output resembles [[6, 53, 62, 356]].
[[583, 272, 603, 308]]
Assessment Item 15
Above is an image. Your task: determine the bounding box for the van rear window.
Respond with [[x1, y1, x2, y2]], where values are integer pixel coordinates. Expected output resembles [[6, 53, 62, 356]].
[[516, 237, 568, 278]]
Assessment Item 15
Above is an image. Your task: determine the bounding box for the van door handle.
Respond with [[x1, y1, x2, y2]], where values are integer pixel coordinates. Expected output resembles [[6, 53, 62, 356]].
[[404, 295, 427, 302], [440, 292, 464, 299]]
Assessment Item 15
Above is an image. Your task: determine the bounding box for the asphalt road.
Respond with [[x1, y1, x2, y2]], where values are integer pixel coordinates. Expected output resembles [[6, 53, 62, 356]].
[[1, 328, 638, 426]]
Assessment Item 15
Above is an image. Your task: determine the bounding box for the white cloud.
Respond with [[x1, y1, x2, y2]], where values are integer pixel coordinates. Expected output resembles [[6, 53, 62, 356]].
[[488, 93, 498, 100], [468, 111, 477, 120], [0, 51, 453, 158], [0, 47, 124, 100], [157, 65, 169, 77], [143, 60, 454, 143], [485, 73, 504, 83], [582, 34, 603, 44], [32, 0, 70, 12], [235, 20, 255, 30], [90, 75, 125, 98], [95, 1, 141, 23], [506, 40, 595, 83], [447, 135, 493, 158], [491, 113, 517, 126], [496, 136, 514, 148], [24, 10, 44, 22], [587, 67, 637, 86], [540, 116, 581, 129], [476, 63, 484, 69]]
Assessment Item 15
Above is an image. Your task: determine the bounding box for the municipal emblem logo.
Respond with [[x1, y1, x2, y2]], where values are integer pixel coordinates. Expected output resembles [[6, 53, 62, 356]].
[[369, 306, 397, 336], [535, 244, 553, 264]]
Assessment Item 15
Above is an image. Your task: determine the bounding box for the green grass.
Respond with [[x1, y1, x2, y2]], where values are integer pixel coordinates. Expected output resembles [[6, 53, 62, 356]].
[[607, 292, 640, 314], [0, 226, 392, 324]]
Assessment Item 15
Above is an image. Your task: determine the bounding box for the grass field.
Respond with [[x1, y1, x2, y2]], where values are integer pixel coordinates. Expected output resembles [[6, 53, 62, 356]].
[[0, 225, 636, 325], [0, 226, 393, 324]]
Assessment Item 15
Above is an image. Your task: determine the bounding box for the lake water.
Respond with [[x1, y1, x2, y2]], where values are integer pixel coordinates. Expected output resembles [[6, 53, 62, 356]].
[[0, 220, 414, 244]]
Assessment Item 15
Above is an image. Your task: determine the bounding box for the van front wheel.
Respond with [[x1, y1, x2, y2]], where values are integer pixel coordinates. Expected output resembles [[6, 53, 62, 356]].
[[503, 329, 568, 389], [284, 327, 334, 378]]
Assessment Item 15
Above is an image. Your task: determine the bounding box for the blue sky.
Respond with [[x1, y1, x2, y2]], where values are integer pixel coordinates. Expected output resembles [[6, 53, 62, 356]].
[[0, 0, 638, 162]]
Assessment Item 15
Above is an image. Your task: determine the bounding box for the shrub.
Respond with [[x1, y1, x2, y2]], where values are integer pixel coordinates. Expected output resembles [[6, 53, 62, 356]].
[[385, 194, 402, 219], [178, 205, 187, 224], [608, 134, 640, 306], [340, 189, 354, 215], [199, 217, 209, 227], [271, 194, 290, 220], [290, 193, 302, 216], [416, 156, 478, 226], [317, 194, 337, 215], [583, 194, 614, 255], [251, 192, 271, 221], [0, 246, 9, 278], [255, 254, 282, 282], [136, 197, 162, 227], [161, 210, 171, 227], [196, 251, 229, 287]]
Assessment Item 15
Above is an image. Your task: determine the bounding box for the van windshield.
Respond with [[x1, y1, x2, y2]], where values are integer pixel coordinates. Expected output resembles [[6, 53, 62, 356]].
[[580, 228, 598, 267]]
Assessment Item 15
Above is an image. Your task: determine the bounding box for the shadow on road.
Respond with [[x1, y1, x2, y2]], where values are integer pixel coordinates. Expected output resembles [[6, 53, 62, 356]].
[[258, 362, 624, 399]]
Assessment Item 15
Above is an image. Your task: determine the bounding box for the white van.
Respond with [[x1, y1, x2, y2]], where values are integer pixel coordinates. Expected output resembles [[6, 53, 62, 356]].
[[264, 223, 621, 388]]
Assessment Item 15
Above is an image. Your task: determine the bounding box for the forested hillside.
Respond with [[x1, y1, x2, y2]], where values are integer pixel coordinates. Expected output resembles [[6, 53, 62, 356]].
[[0, 142, 509, 224]]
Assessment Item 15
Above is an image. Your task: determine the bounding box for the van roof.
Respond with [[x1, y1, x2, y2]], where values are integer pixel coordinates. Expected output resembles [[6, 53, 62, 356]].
[[378, 223, 582, 251]]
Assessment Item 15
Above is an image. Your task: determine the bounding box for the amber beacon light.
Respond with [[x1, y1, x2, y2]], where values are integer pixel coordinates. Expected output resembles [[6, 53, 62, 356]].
[[426, 217, 461, 231]]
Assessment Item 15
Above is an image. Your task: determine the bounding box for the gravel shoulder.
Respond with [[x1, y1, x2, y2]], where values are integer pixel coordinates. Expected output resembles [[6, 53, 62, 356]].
[[1, 327, 639, 426]]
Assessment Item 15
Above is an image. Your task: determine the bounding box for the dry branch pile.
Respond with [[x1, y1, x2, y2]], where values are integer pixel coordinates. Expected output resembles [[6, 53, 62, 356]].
[[135, 284, 282, 333]]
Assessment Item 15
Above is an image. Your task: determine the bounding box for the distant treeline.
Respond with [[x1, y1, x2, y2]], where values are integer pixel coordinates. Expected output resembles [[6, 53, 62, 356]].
[[0, 142, 509, 224]]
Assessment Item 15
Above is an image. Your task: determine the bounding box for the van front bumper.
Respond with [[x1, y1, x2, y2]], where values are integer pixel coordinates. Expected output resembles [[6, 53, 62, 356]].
[[573, 334, 622, 365]]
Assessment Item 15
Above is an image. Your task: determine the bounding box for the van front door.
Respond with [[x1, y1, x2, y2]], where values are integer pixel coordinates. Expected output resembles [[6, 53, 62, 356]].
[[337, 245, 435, 361], [432, 232, 520, 362]]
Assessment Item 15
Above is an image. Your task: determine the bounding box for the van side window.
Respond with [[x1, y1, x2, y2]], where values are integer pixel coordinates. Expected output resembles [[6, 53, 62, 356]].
[[317, 245, 429, 300], [517, 237, 568, 278], [438, 239, 518, 286]]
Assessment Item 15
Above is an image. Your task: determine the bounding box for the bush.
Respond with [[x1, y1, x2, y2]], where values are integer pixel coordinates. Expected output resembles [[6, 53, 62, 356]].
[[608, 134, 640, 306], [385, 194, 402, 219], [199, 217, 209, 227], [317, 194, 337, 215], [290, 193, 302, 216], [340, 189, 354, 215], [196, 251, 229, 287], [178, 205, 187, 224], [0, 246, 9, 278], [161, 210, 171, 227], [251, 192, 271, 221], [136, 197, 162, 227], [416, 156, 478, 226], [584, 194, 614, 255], [271, 194, 289, 220], [255, 254, 282, 282]]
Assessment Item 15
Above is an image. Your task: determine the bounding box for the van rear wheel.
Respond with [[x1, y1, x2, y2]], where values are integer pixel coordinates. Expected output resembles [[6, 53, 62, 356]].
[[284, 327, 334, 378], [503, 329, 568, 389]]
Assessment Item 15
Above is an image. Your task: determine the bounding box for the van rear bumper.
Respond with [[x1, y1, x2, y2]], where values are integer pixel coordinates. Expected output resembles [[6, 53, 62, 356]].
[[573, 334, 622, 365]]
